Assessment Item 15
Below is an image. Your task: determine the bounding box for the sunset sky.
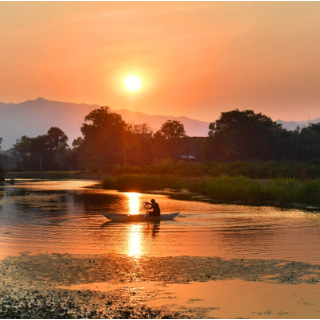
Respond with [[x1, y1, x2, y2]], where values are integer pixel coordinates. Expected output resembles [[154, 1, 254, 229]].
[[1, 2, 320, 122]]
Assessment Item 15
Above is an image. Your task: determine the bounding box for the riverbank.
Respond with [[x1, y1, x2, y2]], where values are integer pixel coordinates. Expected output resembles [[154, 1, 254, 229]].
[[101, 161, 320, 179], [2, 252, 320, 318], [5, 170, 320, 208], [4, 171, 104, 180], [8, 160, 320, 180], [102, 174, 320, 208]]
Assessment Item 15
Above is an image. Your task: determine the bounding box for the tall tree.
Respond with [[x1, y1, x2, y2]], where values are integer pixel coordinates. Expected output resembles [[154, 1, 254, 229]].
[[127, 122, 153, 135], [12, 127, 69, 170], [153, 120, 187, 160], [13, 136, 32, 170], [46, 127, 68, 152], [79, 106, 127, 166], [208, 109, 283, 161], [156, 120, 186, 139]]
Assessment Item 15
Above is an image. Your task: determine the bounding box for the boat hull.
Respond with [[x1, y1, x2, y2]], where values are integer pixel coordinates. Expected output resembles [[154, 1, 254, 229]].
[[102, 212, 180, 222]]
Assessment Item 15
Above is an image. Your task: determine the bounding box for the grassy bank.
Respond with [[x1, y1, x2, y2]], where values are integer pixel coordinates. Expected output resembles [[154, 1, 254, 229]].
[[102, 174, 320, 206], [5, 171, 81, 179], [101, 160, 320, 180]]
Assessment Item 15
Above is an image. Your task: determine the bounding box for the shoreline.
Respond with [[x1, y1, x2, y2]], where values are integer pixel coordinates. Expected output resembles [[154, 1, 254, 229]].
[[4, 171, 105, 180], [101, 174, 320, 209], [4, 172, 320, 210], [1, 252, 320, 318]]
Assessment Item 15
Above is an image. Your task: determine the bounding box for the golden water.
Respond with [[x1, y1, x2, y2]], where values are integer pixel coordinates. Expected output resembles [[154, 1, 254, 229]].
[[1, 180, 320, 318]]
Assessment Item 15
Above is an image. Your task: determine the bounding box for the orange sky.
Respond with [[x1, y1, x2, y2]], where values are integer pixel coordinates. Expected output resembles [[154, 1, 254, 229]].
[[1, 2, 320, 122]]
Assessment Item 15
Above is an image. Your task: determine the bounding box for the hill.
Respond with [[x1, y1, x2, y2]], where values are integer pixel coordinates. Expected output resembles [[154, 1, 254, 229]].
[[276, 118, 320, 130], [0, 98, 210, 150]]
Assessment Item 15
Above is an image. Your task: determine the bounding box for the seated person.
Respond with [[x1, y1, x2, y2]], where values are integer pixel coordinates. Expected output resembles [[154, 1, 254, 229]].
[[145, 199, 161, 216]]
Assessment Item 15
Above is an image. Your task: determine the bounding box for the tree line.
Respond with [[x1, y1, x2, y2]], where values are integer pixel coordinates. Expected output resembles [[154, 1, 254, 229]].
[[2, 107, 320, 171], [207, 109, 320, 161]]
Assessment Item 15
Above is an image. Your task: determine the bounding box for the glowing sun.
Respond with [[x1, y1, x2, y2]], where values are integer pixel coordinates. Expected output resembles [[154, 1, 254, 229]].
[[123, 75, 142, 92]]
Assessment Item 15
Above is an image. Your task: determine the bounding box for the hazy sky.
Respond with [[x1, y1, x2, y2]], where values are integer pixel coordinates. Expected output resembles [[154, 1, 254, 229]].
[[1, 2, 320, 122]]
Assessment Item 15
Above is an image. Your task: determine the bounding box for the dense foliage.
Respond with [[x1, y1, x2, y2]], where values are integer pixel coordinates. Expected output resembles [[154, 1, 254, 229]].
[[11, 127, 71, 170], [76, 108, 320, 168], [207, 110, 282, 160], [207, 109, 320, 161], [4, 107, 320, 173], [71, 107, 190, 170]]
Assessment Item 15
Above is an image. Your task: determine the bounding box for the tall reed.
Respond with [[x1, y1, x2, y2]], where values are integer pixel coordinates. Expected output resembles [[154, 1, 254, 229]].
[[102, 174, 320, 206], [101, 160, 320, 180]]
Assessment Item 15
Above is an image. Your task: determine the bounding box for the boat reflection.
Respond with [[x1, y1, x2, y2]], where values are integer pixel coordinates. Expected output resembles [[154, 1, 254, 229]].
[[152, 222, 160, 237], [99, 192, 161, 256], [148, 222, 160, 238]]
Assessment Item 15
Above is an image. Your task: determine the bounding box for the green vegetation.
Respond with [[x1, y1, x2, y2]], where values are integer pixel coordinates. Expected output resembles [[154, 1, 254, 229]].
[[11, 127, 74, 171], [5, 171, 81, 179], [5, 107, 320, 172], [102, 174, 320, 206], [102, 160, 320, 179], [72, 107, 320, 170]]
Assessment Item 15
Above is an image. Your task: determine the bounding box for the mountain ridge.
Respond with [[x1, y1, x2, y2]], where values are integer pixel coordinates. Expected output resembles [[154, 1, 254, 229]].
[[276, 118, 320, 130], [1, 97, 319, 150], [0, 98, 210, 150]]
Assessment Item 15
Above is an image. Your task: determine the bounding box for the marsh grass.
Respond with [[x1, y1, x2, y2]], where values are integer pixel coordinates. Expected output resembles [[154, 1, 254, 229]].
[[103, 160, 320, 180], [102, 174, 320, 206], [5, 171, 80, 179]]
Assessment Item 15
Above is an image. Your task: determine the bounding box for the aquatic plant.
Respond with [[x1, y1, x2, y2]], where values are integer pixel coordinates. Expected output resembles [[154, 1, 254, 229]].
[[102, 174, 320, 206], [103, 160, 320, 180]]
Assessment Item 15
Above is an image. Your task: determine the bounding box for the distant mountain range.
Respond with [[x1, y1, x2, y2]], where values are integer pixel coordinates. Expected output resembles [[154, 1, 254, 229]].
[[275, 119, 320, 130], [0, 97, 318, 150], [0, 98, 210, 150]]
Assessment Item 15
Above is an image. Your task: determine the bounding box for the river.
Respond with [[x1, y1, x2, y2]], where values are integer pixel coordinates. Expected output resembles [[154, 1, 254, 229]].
[[1, 179, 320, 318]]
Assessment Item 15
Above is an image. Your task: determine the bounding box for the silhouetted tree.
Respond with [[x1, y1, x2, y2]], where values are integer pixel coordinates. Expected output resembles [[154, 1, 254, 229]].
[[208, 123, 215, 137], [155, 120, 186, 139], [124, 123, 154, 165], [72, 137, 84, 148], [127, 122, 153, 135], [153, 120, 187, 160], [207, 109, 283, 161], [46, 127, 68, 152], [79, 106, 127, 167], [13, 136, 32, 170], [12, 128, 69, 170]]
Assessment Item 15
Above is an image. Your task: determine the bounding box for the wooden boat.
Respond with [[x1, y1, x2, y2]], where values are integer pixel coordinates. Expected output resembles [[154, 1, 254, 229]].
[[101, 212, 180, 222]]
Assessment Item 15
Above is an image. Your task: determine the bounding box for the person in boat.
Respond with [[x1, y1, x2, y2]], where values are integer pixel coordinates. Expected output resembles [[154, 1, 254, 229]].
[[145, 199, 161, 216]]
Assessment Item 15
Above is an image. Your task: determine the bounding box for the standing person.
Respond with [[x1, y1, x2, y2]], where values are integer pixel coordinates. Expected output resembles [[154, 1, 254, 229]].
[[145, 199, 161, 216]]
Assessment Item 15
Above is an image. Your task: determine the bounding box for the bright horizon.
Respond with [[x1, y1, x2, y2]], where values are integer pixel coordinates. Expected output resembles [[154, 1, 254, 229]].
[[1, 2, 320, 122]]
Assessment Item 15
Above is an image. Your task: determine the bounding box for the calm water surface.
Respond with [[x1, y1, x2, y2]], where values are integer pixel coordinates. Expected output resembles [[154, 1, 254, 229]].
[[1, 179, 320, 263], [2, 180, 320, 318]]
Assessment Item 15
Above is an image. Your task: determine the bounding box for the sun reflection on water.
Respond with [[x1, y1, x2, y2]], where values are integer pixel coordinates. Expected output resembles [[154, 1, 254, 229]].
[[128, 224, 142, 257], [124, 192, 141, 215], [124, 192, 143, 256]]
